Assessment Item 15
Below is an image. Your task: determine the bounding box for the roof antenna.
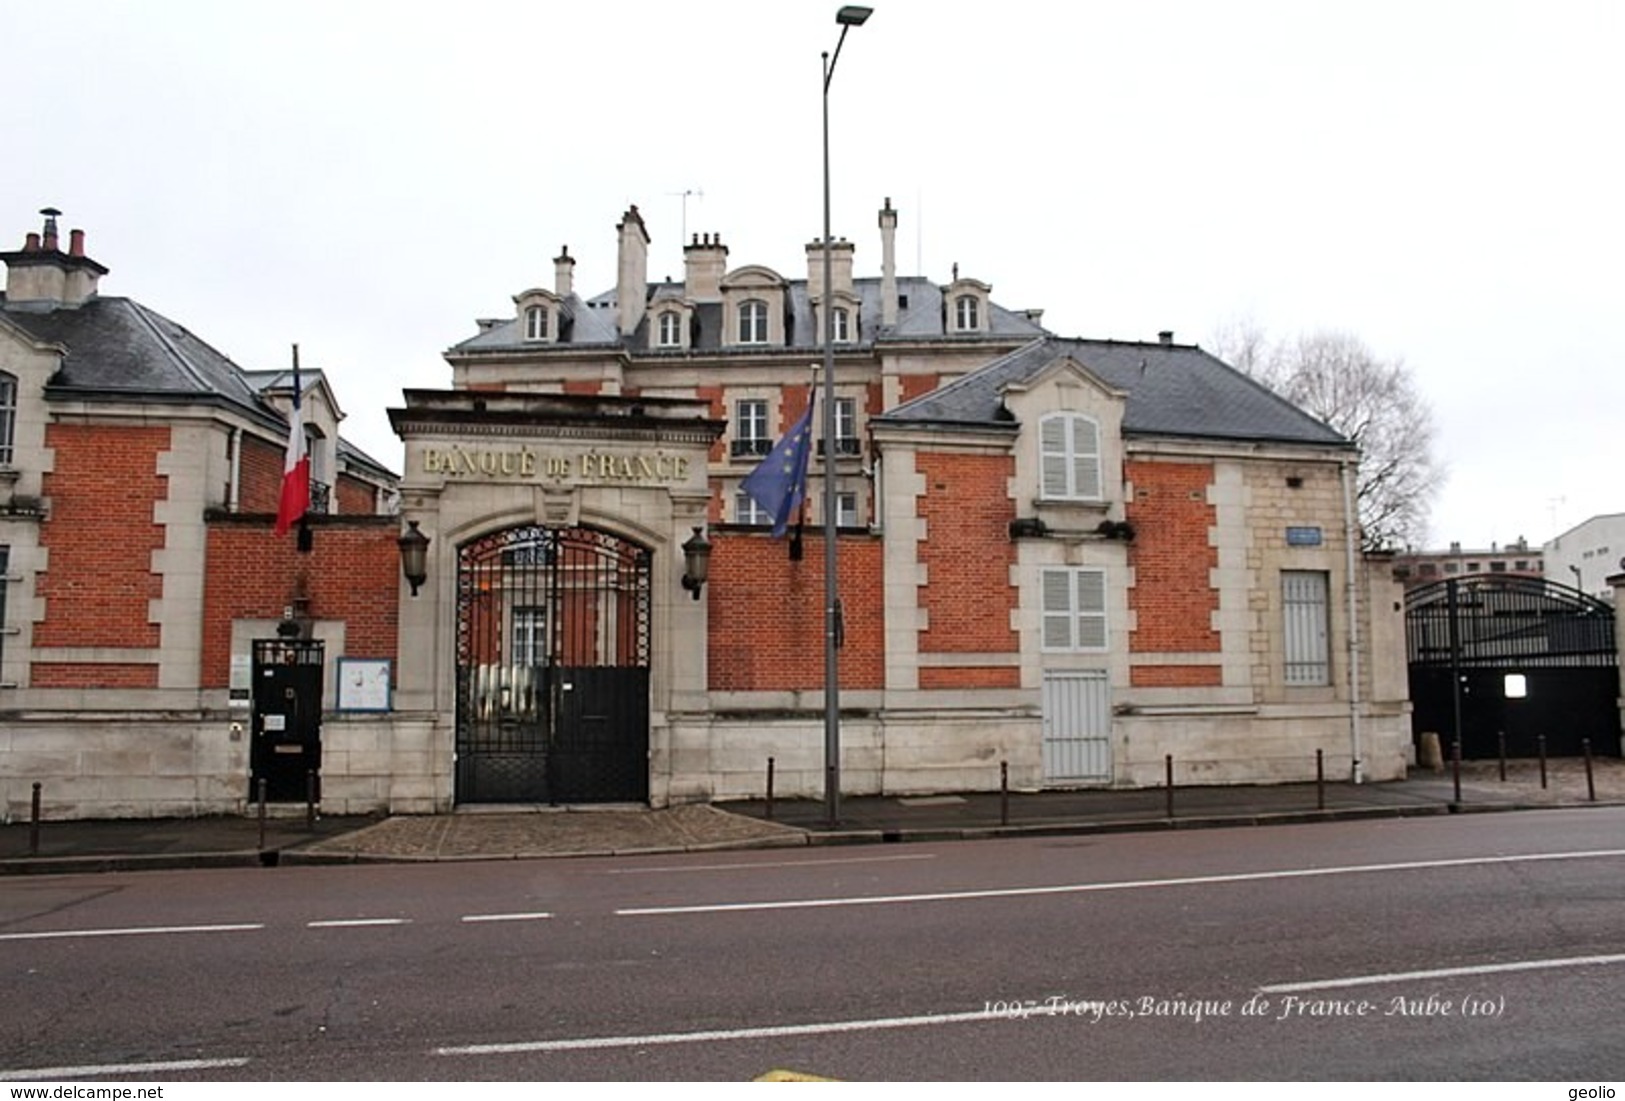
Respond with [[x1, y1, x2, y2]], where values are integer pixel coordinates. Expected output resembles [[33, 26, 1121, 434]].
[[667, 188, 704, 254]]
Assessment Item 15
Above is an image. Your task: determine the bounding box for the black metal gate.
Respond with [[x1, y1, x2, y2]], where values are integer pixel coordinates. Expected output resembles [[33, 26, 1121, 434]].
[[455, 525, 652, 804], [251, 638, 324, 802], [1406, 576, 1619, 758]]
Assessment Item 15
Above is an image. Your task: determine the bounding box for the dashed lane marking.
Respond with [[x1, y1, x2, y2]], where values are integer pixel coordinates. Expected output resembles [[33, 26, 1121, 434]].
[[0, 1057, 250, 1080], [0, 923, 264, 942], [305, 918, 411, 928], [461, 911, 554, 923]]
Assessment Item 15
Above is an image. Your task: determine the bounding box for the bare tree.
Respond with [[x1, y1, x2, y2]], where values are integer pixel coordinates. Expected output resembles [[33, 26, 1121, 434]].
[[1212, 323, 1443, 550]]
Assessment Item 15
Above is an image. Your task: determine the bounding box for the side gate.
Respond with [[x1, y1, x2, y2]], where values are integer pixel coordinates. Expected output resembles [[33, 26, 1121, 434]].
[[250, 638, 325, 802], [1406, 576, 1619, 759]]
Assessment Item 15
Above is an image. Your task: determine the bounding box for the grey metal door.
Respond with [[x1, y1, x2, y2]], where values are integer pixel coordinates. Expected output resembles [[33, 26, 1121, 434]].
[[1042, 669, 1112, 782], [455, 525, 651, 804]]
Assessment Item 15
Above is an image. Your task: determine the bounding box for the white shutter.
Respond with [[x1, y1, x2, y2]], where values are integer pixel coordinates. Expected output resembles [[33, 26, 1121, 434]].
[[1040, 417, 1070, 498], [1042, 569, 1073, 649]]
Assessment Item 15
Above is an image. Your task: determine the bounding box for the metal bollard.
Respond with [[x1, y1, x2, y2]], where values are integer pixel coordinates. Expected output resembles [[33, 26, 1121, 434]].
[[1538, 735, 1548, 789], [306, 770, 318, 831], [1165, 754, 1174, 819], [1497, 731, 1506, 783], [1451, 738, 1462, 806], [1583, 738, 1595, 802], [765, 757, 775, 822], [29, 782, 41, 856], [1000, 760, 1009, 827], [257, 777, 268, 851], [1316, 749, 1325, 811]]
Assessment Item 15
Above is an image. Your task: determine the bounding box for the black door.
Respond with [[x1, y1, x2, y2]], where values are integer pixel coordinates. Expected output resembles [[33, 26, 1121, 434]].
[[251, 638, 324, 802]]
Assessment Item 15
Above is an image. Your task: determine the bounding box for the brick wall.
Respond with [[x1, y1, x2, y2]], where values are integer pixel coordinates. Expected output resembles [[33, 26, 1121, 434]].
[[1126, 459, 1219, 653], [920, 666, 1021, 689], [238, 434, 284, 513], [1129, 665, 1223, 687], [916, 452, 1017, 654], [200, 518, 400, 686], [562, 380, 602, 396], [31, 663, 159, 688], [707, 532, 883, 691], [335, 474, 375, 515], [36, 424, 167, 651], [900, 374, 940, 404]]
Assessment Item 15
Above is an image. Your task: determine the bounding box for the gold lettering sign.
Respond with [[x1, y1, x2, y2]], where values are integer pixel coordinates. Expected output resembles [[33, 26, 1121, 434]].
[[421, 446, 689, 485]]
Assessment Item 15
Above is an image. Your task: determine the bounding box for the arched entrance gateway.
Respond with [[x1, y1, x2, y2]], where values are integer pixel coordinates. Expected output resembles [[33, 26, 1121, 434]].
[[456, 524, 652, 804]]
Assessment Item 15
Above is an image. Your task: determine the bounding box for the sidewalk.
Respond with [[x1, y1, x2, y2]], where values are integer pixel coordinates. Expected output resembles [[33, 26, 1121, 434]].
[[2, 759, 1620, 876]]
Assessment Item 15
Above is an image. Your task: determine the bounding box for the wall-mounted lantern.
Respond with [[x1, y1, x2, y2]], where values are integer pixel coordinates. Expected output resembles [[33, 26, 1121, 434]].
[[681, 526, 711, 601], [398, 520, 430, 597]]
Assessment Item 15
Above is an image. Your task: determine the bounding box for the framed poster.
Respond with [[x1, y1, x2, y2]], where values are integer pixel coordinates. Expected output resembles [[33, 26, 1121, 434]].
[[336, 658, 392, 713]]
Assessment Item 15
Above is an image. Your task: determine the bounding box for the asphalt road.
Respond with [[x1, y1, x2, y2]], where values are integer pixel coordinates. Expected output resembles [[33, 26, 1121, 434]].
[[2, 808, 1623, 1081]]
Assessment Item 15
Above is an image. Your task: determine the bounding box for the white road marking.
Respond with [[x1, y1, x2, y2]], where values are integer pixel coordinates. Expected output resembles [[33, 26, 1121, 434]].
[[437, 1008, 1005, 1056], [306, 918, 410, 928], [461, 911, 554, 923], [616, 847, 1625, 916], [0, 923, 264, 942], [1261, 952, 1625, 994], [606, 853, 938, 875], [0, 1057, 250, 1080]]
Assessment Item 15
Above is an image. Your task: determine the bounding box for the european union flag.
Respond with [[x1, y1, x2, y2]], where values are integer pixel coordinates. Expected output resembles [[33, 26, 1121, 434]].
[[741, 399, 815, 538]]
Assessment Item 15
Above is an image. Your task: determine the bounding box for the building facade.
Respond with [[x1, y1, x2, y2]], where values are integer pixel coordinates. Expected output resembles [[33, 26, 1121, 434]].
[[2, 200, 1413, 821], [0, 210, 399, 821], [1391, 538, 1544, 590], [1544, 515, 1625, 601]]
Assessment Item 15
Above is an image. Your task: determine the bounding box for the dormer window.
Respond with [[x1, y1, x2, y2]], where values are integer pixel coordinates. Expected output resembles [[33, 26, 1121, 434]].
[[0, 372, 15, 465], [833, 307, 851, 343], [525, 305, 548, 341], [955, 295, 979, 331], [657, 311, 681, 348], [739, 299, 769, 344], [1039, 412, 1102, 501]]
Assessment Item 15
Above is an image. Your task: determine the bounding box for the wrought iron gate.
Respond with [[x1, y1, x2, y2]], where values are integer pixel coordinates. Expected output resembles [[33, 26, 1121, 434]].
[[1406, 576, 1619, 758], [456, 525, 652, 804]]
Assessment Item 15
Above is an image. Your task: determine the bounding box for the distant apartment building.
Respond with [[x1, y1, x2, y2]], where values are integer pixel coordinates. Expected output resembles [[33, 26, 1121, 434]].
[[1545, 514, 1625, 600], [1391, 538, 1543, 589]]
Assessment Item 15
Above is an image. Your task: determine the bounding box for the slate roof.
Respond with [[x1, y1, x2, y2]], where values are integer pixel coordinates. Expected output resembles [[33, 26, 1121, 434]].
[[878, 336, 1352, 448], [449, 274, 1048, 354], [1, 295, 396, 475]]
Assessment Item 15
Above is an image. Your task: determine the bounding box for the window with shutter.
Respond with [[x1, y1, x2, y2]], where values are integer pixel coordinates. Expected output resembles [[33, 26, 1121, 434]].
[[1042, 567, 1108, 652], [1039, 413, 1102, 501]]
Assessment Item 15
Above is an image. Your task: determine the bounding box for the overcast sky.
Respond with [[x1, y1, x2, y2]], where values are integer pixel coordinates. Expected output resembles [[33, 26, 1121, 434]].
[[5, 0, 1618, 550]]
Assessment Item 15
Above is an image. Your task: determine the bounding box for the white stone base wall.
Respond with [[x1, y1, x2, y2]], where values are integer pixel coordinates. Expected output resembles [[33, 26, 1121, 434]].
[[0, 712, 444, 822], [1113, 707, 1410, 788]]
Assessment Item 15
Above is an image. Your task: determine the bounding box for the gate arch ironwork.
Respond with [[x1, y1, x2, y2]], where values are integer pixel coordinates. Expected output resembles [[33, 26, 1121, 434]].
[[456, 524, 652, 803], [1405, 575, 1618, 759]]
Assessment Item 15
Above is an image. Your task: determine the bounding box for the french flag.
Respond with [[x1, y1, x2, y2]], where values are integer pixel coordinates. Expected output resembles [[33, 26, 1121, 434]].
[[273, 346, 309, 537]]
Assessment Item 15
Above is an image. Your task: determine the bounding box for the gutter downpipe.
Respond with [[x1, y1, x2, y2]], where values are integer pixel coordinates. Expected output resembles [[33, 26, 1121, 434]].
[[1341, 457, 1364, 783]]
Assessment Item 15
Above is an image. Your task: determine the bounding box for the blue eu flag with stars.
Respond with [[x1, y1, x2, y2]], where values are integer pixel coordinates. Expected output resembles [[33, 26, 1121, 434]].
[[741, 397, 815, 538]]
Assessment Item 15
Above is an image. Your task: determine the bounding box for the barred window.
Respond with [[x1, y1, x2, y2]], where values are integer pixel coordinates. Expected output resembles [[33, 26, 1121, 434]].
[[1283, 570, 1331, 685]]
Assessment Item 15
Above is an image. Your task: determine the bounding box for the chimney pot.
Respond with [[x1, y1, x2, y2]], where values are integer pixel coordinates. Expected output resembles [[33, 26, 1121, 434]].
[[23, 232, 40, 252], [1158, 330, 1174, 346], [69, 229, 85, 257]]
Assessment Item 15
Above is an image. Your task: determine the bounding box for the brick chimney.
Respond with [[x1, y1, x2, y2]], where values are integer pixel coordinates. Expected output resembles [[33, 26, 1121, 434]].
[[554, 245, 575, 297], [2, 207, 109, 310], [879, 198, 898, 327], [805, 237, 855, 303], [615, 206, 650, 337], [682, 232, 728, 302]]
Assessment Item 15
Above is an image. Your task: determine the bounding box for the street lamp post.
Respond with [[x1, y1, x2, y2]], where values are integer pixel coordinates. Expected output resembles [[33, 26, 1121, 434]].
[[822, 4, 871, 827]]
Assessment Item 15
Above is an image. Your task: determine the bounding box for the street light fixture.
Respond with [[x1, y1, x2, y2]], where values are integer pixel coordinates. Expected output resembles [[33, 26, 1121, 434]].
[[821, 3, 872, 826]]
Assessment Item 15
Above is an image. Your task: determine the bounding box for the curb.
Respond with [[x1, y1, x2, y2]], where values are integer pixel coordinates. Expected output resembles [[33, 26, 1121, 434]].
[[2, 798, 1618, 876]]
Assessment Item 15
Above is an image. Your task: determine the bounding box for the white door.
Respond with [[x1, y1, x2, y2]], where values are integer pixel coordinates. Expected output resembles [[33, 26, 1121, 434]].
[[1042, 670, 1112, 782]]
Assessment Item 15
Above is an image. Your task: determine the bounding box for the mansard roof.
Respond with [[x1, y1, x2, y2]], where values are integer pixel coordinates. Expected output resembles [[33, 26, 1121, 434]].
[[878, 336, 1353, 449], [1, 294, 395, 473], [448, 274, 1049, 356]]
